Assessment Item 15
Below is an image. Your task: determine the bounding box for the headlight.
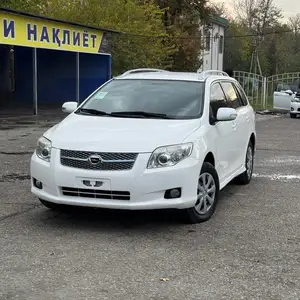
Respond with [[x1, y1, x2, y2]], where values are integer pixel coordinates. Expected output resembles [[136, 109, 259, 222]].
[[291, 98, 300, 103], [36, 137, 52, 162], [147, 143, 193, 169]]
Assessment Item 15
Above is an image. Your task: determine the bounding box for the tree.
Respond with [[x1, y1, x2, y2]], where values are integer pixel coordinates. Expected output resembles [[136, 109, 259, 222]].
[[230, 0, 282, 74], [208, 1, 228, 18], [288, 14, 300, 55], [223, 20, 252, 72], [288, 14, 300, 34], [234, 0, 282, 32], [154, 0, 215, 71], [0, 0, 45, 14]]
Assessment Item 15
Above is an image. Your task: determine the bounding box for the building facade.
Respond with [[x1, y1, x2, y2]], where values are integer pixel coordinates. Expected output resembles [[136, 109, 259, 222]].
[[198, 16, 229, 72]]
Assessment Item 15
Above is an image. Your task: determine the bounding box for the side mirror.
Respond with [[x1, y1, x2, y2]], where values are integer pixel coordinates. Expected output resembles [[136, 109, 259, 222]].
[[62, 102, 78, 113], [216, 107, 237, 121]]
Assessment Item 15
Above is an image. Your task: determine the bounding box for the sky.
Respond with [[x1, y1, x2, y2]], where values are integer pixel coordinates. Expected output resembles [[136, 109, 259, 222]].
[[275, 0, 300, 19], [213, 0, 300, 21]]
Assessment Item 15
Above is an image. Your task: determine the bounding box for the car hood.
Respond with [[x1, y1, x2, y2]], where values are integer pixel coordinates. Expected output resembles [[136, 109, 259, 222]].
[[45, 114, 200, 153]]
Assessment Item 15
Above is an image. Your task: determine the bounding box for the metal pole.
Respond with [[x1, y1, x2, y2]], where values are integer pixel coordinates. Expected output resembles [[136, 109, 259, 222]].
[[76, 52, 80, 103], [33, 48, 38, 115], [263, 77, 267, 109], [108, 55, 112, 79], [249, 51, 254, 73]]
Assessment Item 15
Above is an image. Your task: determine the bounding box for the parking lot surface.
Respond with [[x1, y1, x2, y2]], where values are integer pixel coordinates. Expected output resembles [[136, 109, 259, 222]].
[[0, 113, 299, 300]]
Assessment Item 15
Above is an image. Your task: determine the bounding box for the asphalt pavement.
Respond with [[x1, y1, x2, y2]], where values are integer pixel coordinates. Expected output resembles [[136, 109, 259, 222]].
[[0, 113, 299, 300]]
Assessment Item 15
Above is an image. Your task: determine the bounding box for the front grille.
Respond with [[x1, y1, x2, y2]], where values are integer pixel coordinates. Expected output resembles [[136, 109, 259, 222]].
[[62, 187, 130, 201], [60, 149, 138, 171]]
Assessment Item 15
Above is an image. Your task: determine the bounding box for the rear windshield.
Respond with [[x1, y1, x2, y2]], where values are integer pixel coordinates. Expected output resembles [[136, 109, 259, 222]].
[[80, 79, 205, 119]]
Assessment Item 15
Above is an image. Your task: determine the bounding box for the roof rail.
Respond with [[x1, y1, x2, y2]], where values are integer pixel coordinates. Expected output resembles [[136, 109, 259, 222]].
[[120, 68, 168, 76], [197, 70, 229, 79]]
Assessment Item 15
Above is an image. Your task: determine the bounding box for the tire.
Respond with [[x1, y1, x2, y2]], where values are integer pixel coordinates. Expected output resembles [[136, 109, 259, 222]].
[[236, 141, 254, 185], [183, 162, 220, 224], [290, 113, 296, 118], [39, 199, 67, 211]]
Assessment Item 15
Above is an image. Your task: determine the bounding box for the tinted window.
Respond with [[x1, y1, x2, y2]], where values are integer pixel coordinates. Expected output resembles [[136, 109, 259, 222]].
[[80, 79, 204, 119], [276, 83, 291, 91], [210, 83, 228, 120], [235, 83, 248, 106], [221, 82, 243, 109]]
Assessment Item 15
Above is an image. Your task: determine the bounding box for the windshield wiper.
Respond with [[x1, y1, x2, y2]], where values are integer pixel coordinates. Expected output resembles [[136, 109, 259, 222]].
[[77, 109, 173, 119], [110, 111, 172, 119], [77, 108, 112, 116]]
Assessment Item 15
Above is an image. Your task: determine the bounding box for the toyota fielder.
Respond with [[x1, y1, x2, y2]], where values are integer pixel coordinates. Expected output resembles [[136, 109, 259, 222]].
[[30, 69, 256, 223]]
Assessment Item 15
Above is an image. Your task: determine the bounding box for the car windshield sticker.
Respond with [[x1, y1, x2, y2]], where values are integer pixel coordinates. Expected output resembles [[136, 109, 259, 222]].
[[95, 92, 108, 100]]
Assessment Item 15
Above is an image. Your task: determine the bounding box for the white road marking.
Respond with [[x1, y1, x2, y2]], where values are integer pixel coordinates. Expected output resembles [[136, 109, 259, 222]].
[[253, 173, 300, 181], [264, 157, 300, 164]]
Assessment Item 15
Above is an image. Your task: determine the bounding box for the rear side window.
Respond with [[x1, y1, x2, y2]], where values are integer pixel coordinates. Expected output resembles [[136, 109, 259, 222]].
[[210, 82, 228, 119], [234, 83, 249, 106], [221, 82, 243, 109]]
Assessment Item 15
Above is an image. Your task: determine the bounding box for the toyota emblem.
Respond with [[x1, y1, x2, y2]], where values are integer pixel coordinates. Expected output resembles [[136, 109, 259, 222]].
[[88, 155, 102, 165]]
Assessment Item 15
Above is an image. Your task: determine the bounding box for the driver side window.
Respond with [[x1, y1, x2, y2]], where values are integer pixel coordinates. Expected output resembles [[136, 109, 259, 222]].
[[210, 82, 228, 123]]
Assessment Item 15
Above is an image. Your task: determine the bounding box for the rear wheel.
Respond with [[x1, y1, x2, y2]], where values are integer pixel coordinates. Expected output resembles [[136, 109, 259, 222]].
[[183, 162, 219, 224], [290, 113, 297, 118], [236, 141, 254, 185]]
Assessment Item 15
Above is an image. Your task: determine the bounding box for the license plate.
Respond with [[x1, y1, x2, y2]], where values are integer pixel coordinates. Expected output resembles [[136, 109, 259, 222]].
[[75, 177, 111, 190]]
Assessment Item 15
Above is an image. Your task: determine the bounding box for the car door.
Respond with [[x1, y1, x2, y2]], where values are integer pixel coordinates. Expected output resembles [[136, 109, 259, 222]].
[[220, 81, 246, 174], [273, 91, 292, 111], [234, 81, 253, 141], [209, 82, 238, 183]]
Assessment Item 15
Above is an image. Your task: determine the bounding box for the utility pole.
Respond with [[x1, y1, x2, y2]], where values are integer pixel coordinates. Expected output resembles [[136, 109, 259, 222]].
[[249, 37, 262, 76]]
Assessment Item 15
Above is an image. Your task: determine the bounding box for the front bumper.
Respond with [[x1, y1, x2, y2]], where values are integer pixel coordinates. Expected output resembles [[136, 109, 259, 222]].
[[30, 148, 201, 210], [290, 102, 300, 113]]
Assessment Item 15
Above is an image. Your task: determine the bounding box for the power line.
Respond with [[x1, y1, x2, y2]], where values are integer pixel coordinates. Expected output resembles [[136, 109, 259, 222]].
[[116, 27, 300, 40]]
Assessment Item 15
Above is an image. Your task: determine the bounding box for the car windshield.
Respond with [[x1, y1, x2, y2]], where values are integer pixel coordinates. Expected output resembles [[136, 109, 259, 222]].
[[78, 79, 204, 119]]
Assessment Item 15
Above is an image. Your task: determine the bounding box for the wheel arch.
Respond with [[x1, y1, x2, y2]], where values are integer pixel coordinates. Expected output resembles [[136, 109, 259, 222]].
[[203, 152, 215, 167]]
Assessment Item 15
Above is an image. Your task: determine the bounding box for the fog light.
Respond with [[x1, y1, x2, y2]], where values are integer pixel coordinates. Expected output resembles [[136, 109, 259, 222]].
[[33, 178, 43, 189], [164, 188, 181, 199], [291, 107, 294, 111]]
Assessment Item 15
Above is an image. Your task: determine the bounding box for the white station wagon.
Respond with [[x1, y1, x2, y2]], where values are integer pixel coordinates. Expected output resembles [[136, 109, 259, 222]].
[[30, 69, 256, 223]]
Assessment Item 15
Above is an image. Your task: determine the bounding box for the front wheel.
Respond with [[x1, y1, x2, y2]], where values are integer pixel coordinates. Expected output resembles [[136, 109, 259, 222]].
[[290, 113, 297, 118], [236, 141, 254, 185], [183, 162, 220, 224]]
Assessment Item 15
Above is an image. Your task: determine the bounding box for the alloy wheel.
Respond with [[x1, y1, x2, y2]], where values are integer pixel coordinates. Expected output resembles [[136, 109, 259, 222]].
[[246, 145, 253, 179], [195, 173, 216, 215]]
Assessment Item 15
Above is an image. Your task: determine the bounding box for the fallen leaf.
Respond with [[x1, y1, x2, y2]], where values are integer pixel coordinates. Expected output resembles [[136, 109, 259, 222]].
[[159, 277, 169, 282]]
